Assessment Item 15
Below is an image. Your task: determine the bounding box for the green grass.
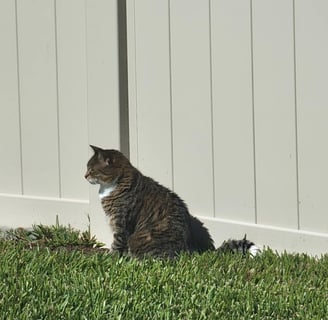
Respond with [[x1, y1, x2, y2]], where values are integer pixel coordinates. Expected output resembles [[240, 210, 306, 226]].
[[2, 216, 104, 249], [0, 224, 327, 320]]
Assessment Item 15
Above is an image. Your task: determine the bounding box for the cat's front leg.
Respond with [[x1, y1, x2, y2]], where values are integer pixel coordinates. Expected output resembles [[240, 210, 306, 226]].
[[111, 231, 129, 255]]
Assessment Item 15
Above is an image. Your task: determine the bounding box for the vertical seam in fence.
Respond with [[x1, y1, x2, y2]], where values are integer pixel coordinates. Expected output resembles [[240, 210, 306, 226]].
[[250, 0, 258, 224], [14, 0, 24, 195], [84, 0, 96, 210], [168, 0, 175, 191], [118, 0, 130, 158], [84, 0, 91, 149], [208, 0, 216, 217], [292, 0, 300, 230], [54, 0, 62, 198], [132, 0, 139, 167]]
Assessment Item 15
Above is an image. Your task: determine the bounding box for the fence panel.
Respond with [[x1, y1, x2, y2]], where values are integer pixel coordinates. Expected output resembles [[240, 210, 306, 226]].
[[295, 1, 328, 234], [56, 0, 89, 200], [127, 0, 328, 254], [16, 0, 60, 197], [0, 0, 120, 247], [0, 0, 22, 194], [170, 0, 214, 217], [211, 0, 255, 223], [130, 0, 173, 188], [85, 0, 120, 149], [252, 0, 298, 228], [85, 0, 120, 246]]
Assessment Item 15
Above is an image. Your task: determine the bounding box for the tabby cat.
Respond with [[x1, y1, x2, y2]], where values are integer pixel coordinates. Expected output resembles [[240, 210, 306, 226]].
[[85, 145, 260, 258]]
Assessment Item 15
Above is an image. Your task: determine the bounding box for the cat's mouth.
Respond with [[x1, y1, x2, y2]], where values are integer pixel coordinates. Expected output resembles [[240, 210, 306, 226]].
[[85, 175, 98, 185], [88, 179, 98, 185]]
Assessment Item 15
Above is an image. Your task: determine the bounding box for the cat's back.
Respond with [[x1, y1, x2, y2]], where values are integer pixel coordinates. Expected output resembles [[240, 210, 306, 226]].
[[135, 174, 189, 220], [135, 174, 214, 253]]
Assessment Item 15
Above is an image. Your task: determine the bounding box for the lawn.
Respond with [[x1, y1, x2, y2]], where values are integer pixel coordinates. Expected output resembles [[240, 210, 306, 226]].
[[0, 223, 327, 319]]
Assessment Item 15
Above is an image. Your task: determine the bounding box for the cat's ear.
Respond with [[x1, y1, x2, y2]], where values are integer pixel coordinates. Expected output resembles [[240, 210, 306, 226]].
[[90, 145, 110, 165], [90, 145, 102, 154], [90, 145, 105, 161]]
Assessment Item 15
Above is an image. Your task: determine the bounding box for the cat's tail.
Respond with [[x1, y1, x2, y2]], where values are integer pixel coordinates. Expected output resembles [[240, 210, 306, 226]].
[[216, 234, 261, 257]]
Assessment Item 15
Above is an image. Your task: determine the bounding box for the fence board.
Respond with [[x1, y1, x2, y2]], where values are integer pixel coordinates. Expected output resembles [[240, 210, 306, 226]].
[[170, 0, 214, 216], [85, 0, 120, 150], [55, 0, 88, 200], [211, 0, 255, 222], [0, 0, 22, 194], [132, 0, 173, 188], [295, 1, 328, 233], [16, 0, 60, 197], [0, 193, 89, 231], [252, 0, 298, 228], [85, 0, 121, 247]]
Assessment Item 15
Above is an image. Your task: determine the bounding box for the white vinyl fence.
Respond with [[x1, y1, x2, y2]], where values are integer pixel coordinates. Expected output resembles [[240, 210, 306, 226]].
[[0, 0, 121, 246], [0, 0, 327, 255], [126, 0, 328, 255]]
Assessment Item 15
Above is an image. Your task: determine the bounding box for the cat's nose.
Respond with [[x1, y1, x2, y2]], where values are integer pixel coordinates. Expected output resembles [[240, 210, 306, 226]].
[[84, 172, 89, 180]]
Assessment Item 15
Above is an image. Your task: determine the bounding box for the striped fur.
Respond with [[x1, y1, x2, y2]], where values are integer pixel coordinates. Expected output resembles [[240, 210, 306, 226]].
[[85, 146, 258, 258]]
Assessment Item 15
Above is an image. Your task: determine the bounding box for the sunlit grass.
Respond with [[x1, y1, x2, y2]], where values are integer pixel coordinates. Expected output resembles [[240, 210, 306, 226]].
[[0, 223, 327, 319]]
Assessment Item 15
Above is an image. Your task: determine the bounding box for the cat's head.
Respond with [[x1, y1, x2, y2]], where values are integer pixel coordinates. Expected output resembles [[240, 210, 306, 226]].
[[84, 145, 130, 185]]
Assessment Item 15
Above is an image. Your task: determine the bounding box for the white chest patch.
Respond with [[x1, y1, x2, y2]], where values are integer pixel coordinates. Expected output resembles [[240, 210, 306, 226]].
[[98, 182, 117, 199]]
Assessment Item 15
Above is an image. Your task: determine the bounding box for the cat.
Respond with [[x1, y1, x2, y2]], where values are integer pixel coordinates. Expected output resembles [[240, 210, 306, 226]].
[[85, 145, 260, 258]]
